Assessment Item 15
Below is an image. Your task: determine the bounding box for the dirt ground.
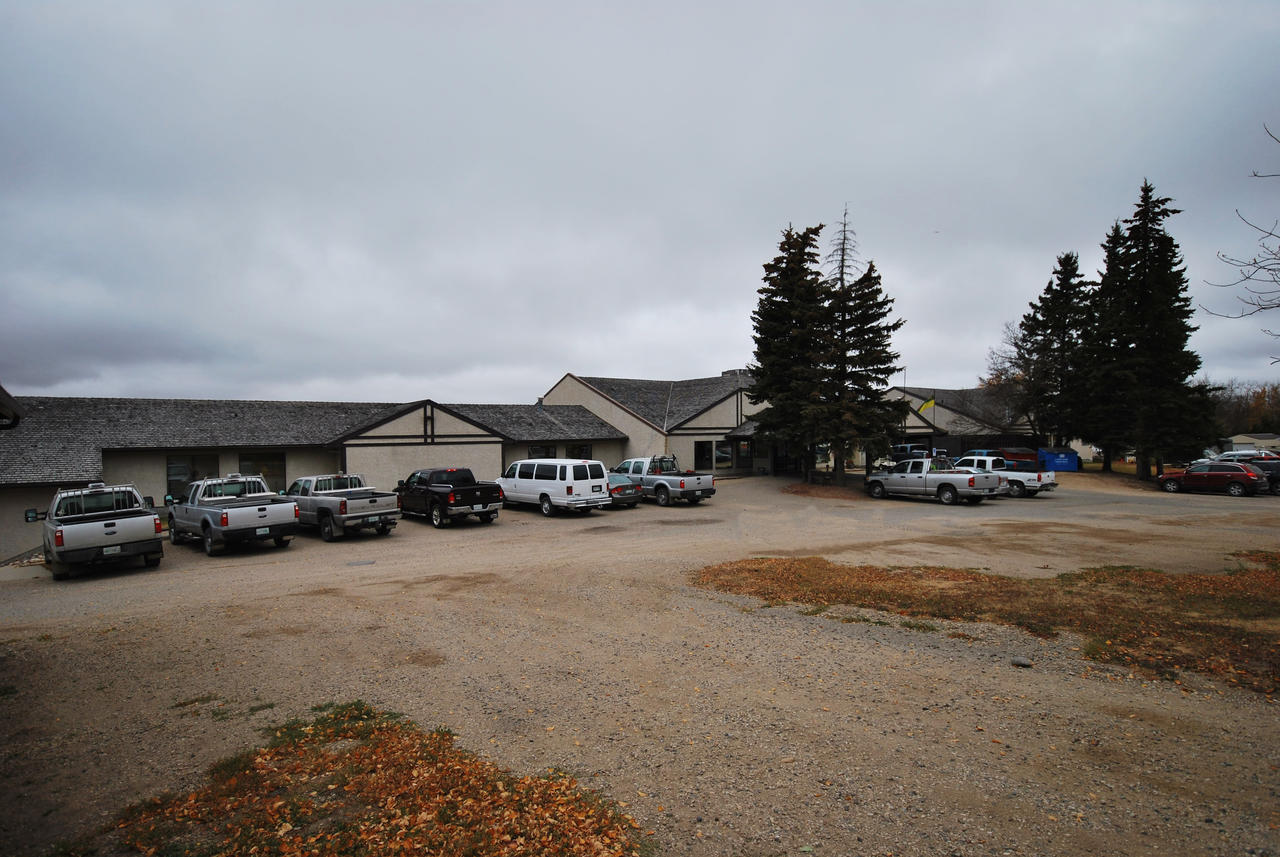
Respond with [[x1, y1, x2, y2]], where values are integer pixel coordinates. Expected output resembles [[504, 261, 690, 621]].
[[1, 473, 1277, 856]]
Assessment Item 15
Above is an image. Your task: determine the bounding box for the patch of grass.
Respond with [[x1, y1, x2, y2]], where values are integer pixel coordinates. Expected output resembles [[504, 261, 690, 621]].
[[797, 604, 829, 616], [85, 702, 645, 857], [899, 620, 938, 633], [693, 552, 1280, 693]]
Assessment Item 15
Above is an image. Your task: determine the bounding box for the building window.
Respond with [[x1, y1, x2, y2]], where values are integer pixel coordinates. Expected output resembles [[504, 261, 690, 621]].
[[529, 445, 556, 459], [565, 443, 592, 460], [238, 453, 287, 491], [715, 440, 734, 469], [166, 454, 219, 500]]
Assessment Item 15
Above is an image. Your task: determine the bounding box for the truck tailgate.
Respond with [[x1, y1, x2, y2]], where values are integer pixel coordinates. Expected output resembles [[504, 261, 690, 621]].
[[225, 500, 297, 530], [59, 512, 158, 551]]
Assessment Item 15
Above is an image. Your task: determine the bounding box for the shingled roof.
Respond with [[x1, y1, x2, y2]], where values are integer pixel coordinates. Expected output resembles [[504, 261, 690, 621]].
[[439, 403, 626, 443], [0, 397, 401, 486], [572, 370, 753, 431], [895, 386, 1017, 432]]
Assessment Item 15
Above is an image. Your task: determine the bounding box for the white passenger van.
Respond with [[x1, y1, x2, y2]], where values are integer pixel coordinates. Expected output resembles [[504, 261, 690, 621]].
[[497, 459, 611, 516]]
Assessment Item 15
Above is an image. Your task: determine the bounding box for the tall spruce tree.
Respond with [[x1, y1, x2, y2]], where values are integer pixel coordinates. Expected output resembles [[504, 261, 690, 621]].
[[749, 225, 828, 469], [1018, 252, 1092, 445], [1080, 222, 1136, 473], [1121, 181, 1203, 478]]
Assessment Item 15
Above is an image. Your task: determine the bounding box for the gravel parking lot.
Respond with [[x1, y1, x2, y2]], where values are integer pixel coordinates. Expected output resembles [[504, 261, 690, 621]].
[[1, 473, 1278, 856]]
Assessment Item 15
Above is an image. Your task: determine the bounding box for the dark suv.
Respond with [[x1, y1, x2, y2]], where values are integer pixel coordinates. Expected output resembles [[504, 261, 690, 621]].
[[1157, 462, 1269, 497]]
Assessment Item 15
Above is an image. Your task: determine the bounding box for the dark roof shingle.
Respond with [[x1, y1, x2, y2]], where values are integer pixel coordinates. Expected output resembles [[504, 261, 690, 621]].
[[440, 403, 626, 443], [575, 371, 752, 430]]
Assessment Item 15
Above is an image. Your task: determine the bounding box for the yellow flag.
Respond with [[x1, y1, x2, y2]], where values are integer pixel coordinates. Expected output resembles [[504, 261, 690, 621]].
[[919, 397, 936, 411]]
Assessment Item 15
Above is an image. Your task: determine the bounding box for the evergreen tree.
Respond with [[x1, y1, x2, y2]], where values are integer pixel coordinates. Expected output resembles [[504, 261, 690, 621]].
[[1079, 222, 1136, 472], [749, 225, 828, 468], [819, 258, 907, 478], [1018, 252, 1092, 445], [1121, 181, 1203, 478]]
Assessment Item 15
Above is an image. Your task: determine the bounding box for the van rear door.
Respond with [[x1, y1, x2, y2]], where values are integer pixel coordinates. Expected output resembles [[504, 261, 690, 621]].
[[568, 461, 608, 502]]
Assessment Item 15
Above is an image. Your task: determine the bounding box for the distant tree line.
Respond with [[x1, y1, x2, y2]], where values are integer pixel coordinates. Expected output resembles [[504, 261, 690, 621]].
[[984, 181, 1213, 479], [1210, 380, 1280, 437], [748, 209, 908, 480]]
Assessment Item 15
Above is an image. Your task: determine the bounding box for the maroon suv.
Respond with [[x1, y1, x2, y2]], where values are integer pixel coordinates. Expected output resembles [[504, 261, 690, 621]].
[[1157, 462, 1269, 497]]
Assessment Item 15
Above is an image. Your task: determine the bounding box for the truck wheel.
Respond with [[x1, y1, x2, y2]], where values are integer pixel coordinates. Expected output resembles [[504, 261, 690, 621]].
[[202, 528, 221, 557], [965, 496, 984, 505], [938, 485, 958, 505], [44, 540, 70, 580], [687, 496, 702, 505], [539, 495, 555, 517], [144, 554, 162, 567], [168, 518, 182, 544], [320, 514, 336, 542], [868, 482, 886, 499], [274, 536, 291, 548], [377, 523, 392, 535], [655, 485, 671, 507], [431, 503, 449, 528], [1008, 481, 1026, 498], [478, 513, 495, 524]]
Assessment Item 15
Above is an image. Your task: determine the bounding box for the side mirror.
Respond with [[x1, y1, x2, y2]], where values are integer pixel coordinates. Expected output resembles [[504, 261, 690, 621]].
[[24, 508, 44, 523], [278, 490, 285, 495], [397, 479, 405, 488], [164, 494, 175, 505]]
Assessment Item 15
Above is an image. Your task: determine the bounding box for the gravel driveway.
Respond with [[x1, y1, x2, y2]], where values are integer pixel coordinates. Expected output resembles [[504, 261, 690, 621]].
[[1, 473, 1277, 856]]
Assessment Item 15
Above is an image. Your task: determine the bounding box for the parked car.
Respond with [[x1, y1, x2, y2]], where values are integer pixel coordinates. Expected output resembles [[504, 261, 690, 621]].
[[396, 467, 503, 527], [284, 473, 399, 540], [606, 473, 642, 508], [1246, 459, 1280, 494], [167, 474, 299, 556], [953, 455, 1058, 498], [497, 459, 610, 516], [865, 456, 1002, 505], [1215, 449, 1280, 463], [24, 483, 163, 579], [1157, 462, 1269, 497], [611, 455, 716, 505]]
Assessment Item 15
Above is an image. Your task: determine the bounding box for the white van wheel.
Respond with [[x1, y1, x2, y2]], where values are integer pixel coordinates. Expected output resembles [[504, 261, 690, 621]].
[[539, 495, 555, 517]]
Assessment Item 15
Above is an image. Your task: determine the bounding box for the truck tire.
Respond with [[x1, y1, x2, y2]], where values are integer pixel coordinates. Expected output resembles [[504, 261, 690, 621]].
[[539, 495, 555, 517], [44, 539, 70, 580], [168, 518, 182, 544], [655, 485, 671, 507], [143, 554, 162, 567], [274, 536, 291, 548], [320, 514, 336, 542], [965, 496, 984, 505], [377, 523, 393, 535], [938, 485, 958, 505], [687, 496, 702, 505], [478, 513, 495, 524], [1008, 481, 1026, 498], [431, 503, 449, 528], [202, 528, 221, 557], [868, 482, 886, 499]]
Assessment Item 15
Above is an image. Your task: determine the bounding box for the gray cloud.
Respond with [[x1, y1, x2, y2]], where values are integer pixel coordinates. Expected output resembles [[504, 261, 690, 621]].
[[3, 1, 1278, 406]]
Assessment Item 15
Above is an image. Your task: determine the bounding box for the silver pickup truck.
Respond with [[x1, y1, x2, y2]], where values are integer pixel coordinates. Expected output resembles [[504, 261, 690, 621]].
[[284, 473, 399, 540], [953, 455, 1058, 498], [167, 473, 299, 556], [25, 483, 164, 579], [612, 455, 716, 506], [865, 456, 1001, 505]]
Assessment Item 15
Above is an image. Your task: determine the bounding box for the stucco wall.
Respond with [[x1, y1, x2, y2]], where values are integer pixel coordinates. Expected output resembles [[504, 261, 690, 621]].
[[542, 376, 663, 459], [344, 442, 504, 490], [0, 485, 67, 559]]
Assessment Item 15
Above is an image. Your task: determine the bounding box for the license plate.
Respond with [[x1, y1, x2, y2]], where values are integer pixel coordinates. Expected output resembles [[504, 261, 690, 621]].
[[103, 545, 121, 555], [472, 504, 484, 511], [255, 527, 270, 535], [593, 485, 603, 492]]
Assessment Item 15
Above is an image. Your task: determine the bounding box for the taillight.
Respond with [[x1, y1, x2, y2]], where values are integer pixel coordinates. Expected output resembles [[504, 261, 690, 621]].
[[54, 528, 64, 548], [339, 499, 347, 515], [293, 504, 300, 520], [397, 494, 403, 509], [497, 486, 504, 501], [679, 479, 686, 489], [220, 512, 229, 527], [153, 516, 162, 534], [448, 492, 456, 504], [1036, 473, 1042, 483], [968, 476, 976, 487], [566, 486, 574, 495]]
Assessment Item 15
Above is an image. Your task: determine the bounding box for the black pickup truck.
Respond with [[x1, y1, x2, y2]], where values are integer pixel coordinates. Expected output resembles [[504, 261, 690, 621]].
[[395, 467, 504, 528]]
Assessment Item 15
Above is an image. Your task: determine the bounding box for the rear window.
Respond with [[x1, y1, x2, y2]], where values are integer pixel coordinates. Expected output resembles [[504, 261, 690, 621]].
[[588, 463, 604, 479], [534, 463, 557, 480], [56, 490, 139, 517], [573, 464, 588, 480]]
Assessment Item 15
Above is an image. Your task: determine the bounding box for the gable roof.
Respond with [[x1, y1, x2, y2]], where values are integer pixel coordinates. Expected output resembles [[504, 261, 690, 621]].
[[1, 397, 400, 486], [0, 383, 21, 429], [570, 370, 753, 431], [438, 403, 626, 443], [890, 385, 1022, 434]]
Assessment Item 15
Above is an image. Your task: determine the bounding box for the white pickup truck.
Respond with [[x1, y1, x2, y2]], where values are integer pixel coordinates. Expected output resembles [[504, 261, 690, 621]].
[[25, 483, 164, 579], [612, 455, 716, 506], [284, 473, 399, 540], [953, 455, 1058, 498], [865, 456, 1002, 505], [167, 474, 299, 556]]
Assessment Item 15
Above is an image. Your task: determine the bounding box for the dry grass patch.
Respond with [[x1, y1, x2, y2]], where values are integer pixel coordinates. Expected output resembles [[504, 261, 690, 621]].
[[62, 701, 646, 857], [694, 552, 1280, 694]]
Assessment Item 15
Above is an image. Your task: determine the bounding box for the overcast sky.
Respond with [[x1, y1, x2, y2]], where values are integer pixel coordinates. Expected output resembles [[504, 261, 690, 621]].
[[2, 2, 1277, 405]]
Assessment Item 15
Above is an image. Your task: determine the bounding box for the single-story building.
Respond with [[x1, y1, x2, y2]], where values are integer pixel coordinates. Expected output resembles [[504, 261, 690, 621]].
[[886, 385, 1038, 456], [541, 369, 768, 473], [1227, 433, 1280, 453], [0, 396, 625, 560]]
